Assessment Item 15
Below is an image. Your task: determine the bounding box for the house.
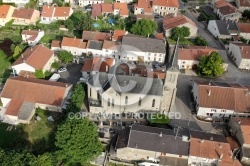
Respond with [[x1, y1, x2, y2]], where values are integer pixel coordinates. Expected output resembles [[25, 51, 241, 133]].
[[192, 80, 250, 120], [207, 20, 239, 39], [237, 23, 250, 40], [101, 3, 113, 16], [81, 57, 115, 78], [163, 14, 198, 38], [78, 0, 104, 7], [152, 0, 179, 17], [228, 42, 250, 69], [113, 125, 189, 165], [0, 76, 72, 124], [82, 31, 112, 41], [40, 6, 73, 24], [51, 40, 61, 51], [235, 0, 250, 12], [121, 34, 166, 63], [12, 44, 55, 75], [188, 130, 242, 166], [11, 8, 40, 25], [133, 0, 153, 16], [229, 118, 250, 165], [102, 40, 121, 58], [39, 0, 53, 5], [212, 0, 241, 21], [86, 40, 104, 56], [0, 5, 15, 27], [113, 3, 129, 18], [21, 29, 45, 46], [178, 46, 218, 70], [92, 4, 102, 19], [112, 30, 127, 41], [61, 37, 87, 56], [2, 0, 29, 5]]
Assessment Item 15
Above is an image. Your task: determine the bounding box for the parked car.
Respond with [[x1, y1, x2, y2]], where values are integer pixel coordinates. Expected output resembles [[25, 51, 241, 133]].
[[58, 67, 67, 73]]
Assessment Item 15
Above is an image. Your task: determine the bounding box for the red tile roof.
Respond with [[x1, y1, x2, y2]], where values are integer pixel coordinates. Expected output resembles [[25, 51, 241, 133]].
[[0, 5, 12, 19], [114, 3, 129, 16], [112, 30, 127, 41], [237, 22, 250, 33], [92, 4, 102, 17], [12, 8, 37, 19], [81, 57, 114, 72], [41, 6, 55, 17], [178, 46, 217, 61], [12, 44, 54, 70], [152, 0, 179, 8], [231, 117, 250, 144], [163, 14, 197, 30], [54, 7, 71, 17], [101, 3, 113, 13], [51, 40, 61, 48], [135, 0, 153, 13], [1, 76, 71, 116], [82, 31, 112, 41], [22, 29, 40, 36], [61, 37, 83, 48], [102, 40, 120, 50], [215, 0, 238, 15], [154, 33, 164, 40], [238, 0, 250, 7]]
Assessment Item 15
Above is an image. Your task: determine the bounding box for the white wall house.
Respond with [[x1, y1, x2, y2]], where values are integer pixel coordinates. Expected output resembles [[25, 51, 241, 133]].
[[2, 0, 29, 4], [61, 37, 87, 56], [237, 23, 250, 40], [0, 5, 15, 27], [192, 81, 250, 121], [21, 30, 45, 46], [12, 44, 55, 75], [78, 0, 104, 7], [86, 40, 104, 57], [102, 41, 121, 58], [152, 0, 179, 16], [228, 42, 250, 70], [207, 20, 239, 39]]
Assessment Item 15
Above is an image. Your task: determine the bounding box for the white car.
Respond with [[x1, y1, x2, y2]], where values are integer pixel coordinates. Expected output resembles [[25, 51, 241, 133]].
[[58, 67, 67, 73]]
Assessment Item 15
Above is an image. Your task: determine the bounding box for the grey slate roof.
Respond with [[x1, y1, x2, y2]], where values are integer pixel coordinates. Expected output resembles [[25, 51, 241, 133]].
[[122, 34, 166, 53], [189, 130, 227, 143], [87, 73, 163, 96], [116, 125, 190, 156], [18, 102, 35, 120], [214, 20, 239, 35], [88, 40, 103, 50]]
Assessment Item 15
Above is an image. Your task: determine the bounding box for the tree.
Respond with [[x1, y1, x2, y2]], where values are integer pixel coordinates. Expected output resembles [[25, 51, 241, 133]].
[[51, 61, 60, 69], [36, 153, 57, 166], [197, 12, 207, 22], [194, 36, 208, 46], [55, 118, 103, 165], [242, 10, 250, 19], [67, 83, 85, 113], [197, 51, 224, 77], [64, 19, 74, 32], [34, 70, 45, 79], [57, 50, 73, 63], [12, 46, 22, 60], [78, 12, 94, 31], [44, 70, 52, 77], [131, 19, 157, 37], [171, 26, 190, 41]]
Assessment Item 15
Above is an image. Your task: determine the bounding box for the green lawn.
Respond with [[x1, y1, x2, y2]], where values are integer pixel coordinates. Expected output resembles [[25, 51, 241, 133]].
[[0, 51, 11, 78], [104, 0, 114, 3], [167, 38, 194, 45]]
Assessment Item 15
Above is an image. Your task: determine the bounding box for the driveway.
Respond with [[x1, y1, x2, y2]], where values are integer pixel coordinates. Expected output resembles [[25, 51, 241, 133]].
[[58, 63, 83, 85]]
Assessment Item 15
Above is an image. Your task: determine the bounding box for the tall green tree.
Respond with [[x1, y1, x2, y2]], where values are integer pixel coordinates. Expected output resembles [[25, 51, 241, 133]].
[[36, 153, 57, 166], [197, 51, 224, 77], [131, 19, 157, 37], [242, 10, 250, 19], [67, 83, 85, 113], [78, 12, 94, 31], [194, 36, 208, 46], [55, 118, 102, 165], [57, 50, 73, 63], [171, 26, 190, 41], [64, 19, 74, 32]]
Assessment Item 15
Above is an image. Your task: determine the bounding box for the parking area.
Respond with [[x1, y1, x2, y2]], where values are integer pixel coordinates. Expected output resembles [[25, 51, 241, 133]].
[[58, 63, 83, 85]]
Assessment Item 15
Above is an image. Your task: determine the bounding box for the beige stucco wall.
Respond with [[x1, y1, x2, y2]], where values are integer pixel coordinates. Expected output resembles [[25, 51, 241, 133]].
[[42, 53, 55, 73], [153, 6, 178, 16]]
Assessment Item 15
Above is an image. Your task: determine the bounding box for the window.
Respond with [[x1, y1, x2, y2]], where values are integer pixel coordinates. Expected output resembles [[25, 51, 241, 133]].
[[90, 88, 92, 97], [152, 99, 155, 107], [125, 96, 128, 104], [138, 98, 141, 106], [108, 98, 110, 106], [112, 98, 114, 107], [206, 113, 209, 115], [159, 58, 161, 61], [183, 61, 185, 63]]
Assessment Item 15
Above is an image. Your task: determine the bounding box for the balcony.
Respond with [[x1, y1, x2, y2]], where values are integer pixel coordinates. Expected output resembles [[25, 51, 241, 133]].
[[89, 99, 102, 107]]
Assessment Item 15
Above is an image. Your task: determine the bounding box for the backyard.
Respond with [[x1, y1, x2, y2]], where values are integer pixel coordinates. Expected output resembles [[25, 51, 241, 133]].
[[167, 38, 194, 45], [0, 108, 63, 154], [0, 51, 11, 80]]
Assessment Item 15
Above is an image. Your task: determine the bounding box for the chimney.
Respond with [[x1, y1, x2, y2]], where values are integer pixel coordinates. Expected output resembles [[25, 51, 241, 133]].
[[159, 132, 162, 137], [227, 24, 229, 29], [21, 54, 24, 59], [201, 139, 204, 143], [220, 154, 224, 159], [106, 65, 109, 72], [135, 143, 138, 148], [219, 143, 222, 148], [181, 47, 183, 50], [238, 120, 241, 124], [74, 36, 76, 39], [210, 136, 213, 141], [39, 29, 40, 31], [208, 90, 211, 96], [23, 59, 26, 63], [241, 47, 243, 50]]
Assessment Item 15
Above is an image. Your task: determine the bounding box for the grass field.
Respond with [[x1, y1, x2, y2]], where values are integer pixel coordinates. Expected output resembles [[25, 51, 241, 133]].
[[0, 51, 11, 78], [167, 38, 194, 45]]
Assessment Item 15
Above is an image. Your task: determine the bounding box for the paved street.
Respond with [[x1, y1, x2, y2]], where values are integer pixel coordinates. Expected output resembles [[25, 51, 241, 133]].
[[58, 63, 83, 85]]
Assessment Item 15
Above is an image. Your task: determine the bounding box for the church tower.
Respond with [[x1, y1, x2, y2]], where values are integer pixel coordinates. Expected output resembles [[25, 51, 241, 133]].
[[160, 38, 179, 113]]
